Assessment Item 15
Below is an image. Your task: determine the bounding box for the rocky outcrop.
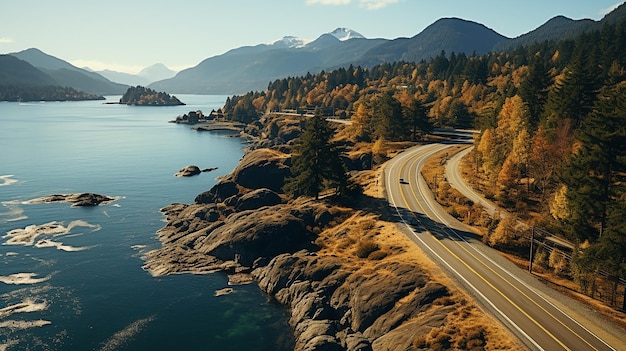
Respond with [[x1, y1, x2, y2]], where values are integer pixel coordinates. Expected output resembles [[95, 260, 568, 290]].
[[253, 252, 450, 351], [174, 165, 219, 177], [223, 148, 291, 192], [26, 193, 118, 207], [175, 165, 201, 177], [144, 147, 509, 351]]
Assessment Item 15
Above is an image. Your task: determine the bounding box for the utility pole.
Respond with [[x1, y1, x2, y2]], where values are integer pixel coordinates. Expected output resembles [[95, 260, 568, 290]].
[[529, 226, 534, 274]]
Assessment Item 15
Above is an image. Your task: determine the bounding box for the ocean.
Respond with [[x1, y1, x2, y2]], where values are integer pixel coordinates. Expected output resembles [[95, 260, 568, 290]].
[[0, 96, 293, 350]]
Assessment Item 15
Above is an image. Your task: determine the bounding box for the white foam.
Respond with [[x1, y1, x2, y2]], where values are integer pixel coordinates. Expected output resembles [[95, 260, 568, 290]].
[[0, 175, 18, 187], [0, 201, 27, 223], [0, 273, 52, 285], [97, 315, 156, 351], [34, 239, 92, 252], [0, 298, 48, 319], [3, 220, 100, 248], [0, 319, 51, 330], [0, 339, 19, 351]]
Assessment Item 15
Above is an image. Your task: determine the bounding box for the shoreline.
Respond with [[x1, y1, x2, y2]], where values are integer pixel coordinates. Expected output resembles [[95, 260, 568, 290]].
[[143, 143, 524, 351]]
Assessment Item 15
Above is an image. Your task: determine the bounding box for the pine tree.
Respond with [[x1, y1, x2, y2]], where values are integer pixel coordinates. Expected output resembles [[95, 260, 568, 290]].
[[372, 92, 404, 141], [402, 98, 432, 141], [560, 84, 626, 242], [519, 55, 550, 129], [284, 115, 348, 199]]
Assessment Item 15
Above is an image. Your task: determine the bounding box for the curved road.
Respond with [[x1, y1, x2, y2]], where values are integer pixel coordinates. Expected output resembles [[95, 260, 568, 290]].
[[384, 143, 619, 351]]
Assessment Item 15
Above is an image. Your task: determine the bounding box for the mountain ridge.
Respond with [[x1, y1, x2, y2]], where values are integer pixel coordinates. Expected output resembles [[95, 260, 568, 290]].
[[10, 48, 128, 95]]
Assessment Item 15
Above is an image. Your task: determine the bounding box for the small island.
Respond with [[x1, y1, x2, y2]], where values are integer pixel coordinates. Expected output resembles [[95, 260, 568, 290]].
[[118, 86, 184, 106]]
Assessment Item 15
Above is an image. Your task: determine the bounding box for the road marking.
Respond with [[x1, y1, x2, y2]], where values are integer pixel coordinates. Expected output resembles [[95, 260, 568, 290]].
[[388, 146, 563, 350]]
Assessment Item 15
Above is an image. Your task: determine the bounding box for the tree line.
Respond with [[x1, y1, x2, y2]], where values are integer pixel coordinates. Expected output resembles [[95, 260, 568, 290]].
[[222, 17, 626, 307], [0, 84, 104, 101]]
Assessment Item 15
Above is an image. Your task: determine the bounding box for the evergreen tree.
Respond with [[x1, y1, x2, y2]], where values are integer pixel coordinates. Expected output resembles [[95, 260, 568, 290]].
[[402, 98, 433, 141], [372, 92, 404, 141], [519, 55, 550, 129], [560, 84, 626, 242], [284, 115, 348, 199]]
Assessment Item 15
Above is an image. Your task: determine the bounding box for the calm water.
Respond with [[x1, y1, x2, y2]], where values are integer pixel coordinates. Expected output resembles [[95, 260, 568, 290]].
[[0, 96, 293, 350]]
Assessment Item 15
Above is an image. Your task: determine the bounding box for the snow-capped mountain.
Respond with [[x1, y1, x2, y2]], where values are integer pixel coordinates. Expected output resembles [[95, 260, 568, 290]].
[[268, 36, 312, 49], [329, 28, 365, 41]]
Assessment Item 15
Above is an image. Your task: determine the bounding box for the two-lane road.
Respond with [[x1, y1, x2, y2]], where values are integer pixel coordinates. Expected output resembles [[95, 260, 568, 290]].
[[384, 143, 618, 351]]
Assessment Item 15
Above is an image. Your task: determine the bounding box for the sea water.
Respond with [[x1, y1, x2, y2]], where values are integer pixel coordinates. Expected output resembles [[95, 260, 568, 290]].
[[0, 96, 293, 350]]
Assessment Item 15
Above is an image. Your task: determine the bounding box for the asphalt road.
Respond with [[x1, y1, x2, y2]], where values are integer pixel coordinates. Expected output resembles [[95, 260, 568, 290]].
[[384, 143, 619, 351]]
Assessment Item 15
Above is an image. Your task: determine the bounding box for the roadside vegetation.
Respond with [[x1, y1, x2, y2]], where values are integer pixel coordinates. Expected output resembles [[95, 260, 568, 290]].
[[221, 18, 626, 315]]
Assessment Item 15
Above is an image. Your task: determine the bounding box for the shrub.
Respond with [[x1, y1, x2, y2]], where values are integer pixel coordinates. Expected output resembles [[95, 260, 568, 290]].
[[355, 239, 379, 258]]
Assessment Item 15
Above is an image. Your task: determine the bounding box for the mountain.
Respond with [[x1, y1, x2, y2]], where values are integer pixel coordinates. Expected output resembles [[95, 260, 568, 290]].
[[493, 16, 595, 52], [149, 28, 383, 94], [329, 28, 365, 41], [95, 63, 176, 87], [149, 4, 625, 95], [96, 69, 150, 87], [137, 63, 176, 83], [360, 18, 508, 66], [10, 48, 127, 95], [0, 54, 57, 86], [268, 36, 311, 49]]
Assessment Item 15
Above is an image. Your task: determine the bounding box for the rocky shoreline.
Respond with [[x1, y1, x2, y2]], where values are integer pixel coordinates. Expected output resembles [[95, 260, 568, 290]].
[[143, 140, 520, 350]]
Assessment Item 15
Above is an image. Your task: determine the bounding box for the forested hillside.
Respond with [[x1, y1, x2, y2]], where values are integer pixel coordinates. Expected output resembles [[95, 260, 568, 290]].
[[223, 17, 626, 308]]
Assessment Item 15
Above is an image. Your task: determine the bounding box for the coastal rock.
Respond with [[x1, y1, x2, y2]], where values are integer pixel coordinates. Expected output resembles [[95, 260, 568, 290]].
[[26, 193, 117, 207], [223, 148, 291, 192], [194, 180, 239, 204], [198, 205, 315, 267], [251, 249, 453, 351], [175, 165, 201, 177], [235, 188, 284, 211]]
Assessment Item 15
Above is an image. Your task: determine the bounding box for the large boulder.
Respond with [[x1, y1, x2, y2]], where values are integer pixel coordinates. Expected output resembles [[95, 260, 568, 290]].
[[198, 204, 316, 267], [225, 148, 291, 192], [194, 180, 239, 204], [174, 165, 201, 177], [236, 188, 284, 211]]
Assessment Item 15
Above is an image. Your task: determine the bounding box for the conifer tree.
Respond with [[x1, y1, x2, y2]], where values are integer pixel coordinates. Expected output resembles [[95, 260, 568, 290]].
[[402, 98, 432, 141], [372, 92, 404, 141], [560, 84, 626, 242], [284, 115, 348, 199]]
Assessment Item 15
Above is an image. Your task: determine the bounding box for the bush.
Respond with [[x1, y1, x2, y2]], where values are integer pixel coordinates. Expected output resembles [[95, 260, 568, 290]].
[[355, 239, 379, 258]]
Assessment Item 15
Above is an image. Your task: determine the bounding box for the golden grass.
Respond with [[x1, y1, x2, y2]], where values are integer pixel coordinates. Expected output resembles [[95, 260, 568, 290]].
[[423, 144, 626, 333], [314, 165, 525, 350]]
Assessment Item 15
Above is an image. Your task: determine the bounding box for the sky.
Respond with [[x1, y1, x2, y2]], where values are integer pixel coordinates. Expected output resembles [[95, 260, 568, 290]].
[[1, 0, 623, 74]]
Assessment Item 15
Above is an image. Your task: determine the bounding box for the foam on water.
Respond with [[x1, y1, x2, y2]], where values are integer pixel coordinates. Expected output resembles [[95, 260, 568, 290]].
[[3, 220, 100, 247], [0, 175, 17, 187], [0, 202, 27, 223], [0, 273, 53, 285], [97, 315, 156, 351]]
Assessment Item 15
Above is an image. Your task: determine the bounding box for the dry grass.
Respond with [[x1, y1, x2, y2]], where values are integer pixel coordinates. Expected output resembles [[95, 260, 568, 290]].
[[315, 164, 524, 350], [424, 145, 626, 331]]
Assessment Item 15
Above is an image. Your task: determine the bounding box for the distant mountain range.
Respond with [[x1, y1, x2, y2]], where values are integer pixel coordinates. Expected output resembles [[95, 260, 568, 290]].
[[94, 63, 177, 87], [149, 4, 625, 94], [7, 48, 128, 95], [3, 3, 624, 96]]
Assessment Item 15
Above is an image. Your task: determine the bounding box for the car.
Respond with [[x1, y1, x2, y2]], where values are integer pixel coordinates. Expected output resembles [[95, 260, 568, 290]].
[[399, 178, 407, 184]]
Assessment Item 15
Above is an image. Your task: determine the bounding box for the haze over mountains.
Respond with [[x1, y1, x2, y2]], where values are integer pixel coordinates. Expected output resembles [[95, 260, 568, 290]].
[[2, 4, 624, 97]]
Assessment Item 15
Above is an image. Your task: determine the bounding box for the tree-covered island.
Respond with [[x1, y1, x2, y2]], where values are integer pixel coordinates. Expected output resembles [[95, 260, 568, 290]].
[[119, 86, 184, 106]]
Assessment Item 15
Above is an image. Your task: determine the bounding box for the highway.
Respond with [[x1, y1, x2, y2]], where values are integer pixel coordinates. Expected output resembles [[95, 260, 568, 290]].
[[384, 143, 618, 351]]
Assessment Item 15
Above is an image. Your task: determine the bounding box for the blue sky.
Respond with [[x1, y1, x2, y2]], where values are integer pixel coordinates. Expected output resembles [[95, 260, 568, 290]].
[[0, 0, 622, 73]]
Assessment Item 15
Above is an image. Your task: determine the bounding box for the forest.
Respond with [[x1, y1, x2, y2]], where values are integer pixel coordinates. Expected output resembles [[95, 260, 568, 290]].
[[0, 84, 104, 102], [222, 18, 626, 308], [119, 86, 184, 106]]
